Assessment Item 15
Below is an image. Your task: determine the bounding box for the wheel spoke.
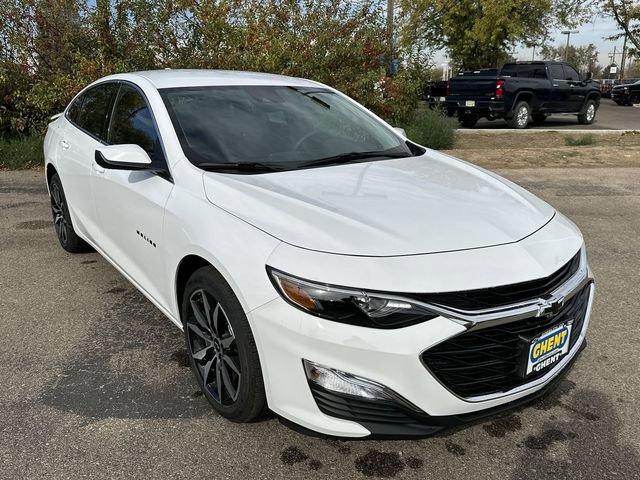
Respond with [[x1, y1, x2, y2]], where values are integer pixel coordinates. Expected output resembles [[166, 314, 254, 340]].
[[221, 335, 234, 349], [202, 356, 215, 385], [192, 344, 213, 361], [215, 357, 223, 400], [220, 362, 237, 400], [223, 354, 240, 375], [187, 322, 211, 342], [212, 303, 222, 336], [200, 291, 213, 328], [190, 296, 209, 331]]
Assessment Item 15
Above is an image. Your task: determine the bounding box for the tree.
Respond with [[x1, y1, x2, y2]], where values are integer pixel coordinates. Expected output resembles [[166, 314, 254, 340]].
[[541, 43, 600, 75], [604, 0, 640, 55], [399, 0, 586, 69]]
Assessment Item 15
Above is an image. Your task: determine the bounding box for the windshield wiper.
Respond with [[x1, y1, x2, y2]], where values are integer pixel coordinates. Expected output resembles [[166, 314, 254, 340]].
[[298, 150, 411, 169], [197, 162, 286, 173]]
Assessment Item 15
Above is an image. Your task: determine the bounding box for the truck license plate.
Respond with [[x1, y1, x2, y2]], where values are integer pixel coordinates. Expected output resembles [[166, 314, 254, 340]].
[[465, 100, 476, 107]]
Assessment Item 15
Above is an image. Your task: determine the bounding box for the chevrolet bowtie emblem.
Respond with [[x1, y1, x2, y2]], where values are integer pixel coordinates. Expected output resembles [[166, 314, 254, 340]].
[[535, 295, 566, 317]]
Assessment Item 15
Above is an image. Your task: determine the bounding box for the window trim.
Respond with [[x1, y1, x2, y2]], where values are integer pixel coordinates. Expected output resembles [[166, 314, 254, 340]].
[[65, 79, 172, 181], [64, 81, 119, 144]]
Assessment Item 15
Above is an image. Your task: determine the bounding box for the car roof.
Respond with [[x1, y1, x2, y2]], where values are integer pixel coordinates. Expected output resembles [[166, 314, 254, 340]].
[[107, 69, 324, 89]]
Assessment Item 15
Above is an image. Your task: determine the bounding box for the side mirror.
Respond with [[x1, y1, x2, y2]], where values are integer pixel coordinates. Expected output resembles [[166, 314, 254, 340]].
[[393, 127, 407, 137], [95, 144, 152, 170]]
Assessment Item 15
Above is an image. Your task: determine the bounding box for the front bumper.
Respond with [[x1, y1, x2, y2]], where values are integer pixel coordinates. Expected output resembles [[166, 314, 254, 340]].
[[249, 266, 594, 438]]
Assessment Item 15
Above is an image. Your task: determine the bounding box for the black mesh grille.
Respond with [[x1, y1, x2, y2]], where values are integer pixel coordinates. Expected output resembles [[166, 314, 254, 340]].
[[408, 250, 581, 311], [421, 283, 591, 398]]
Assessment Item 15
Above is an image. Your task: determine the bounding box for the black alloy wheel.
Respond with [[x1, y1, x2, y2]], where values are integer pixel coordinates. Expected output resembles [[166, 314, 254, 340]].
[[49, 173, 92, 253], [182, 266, 267, 422], [186, 289, 241, 405]]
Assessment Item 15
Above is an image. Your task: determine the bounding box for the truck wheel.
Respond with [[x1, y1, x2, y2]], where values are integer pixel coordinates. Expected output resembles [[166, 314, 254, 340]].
[[578, 99, 597, 125], [459, 114, 478, 128], [532, 113, 547, 124], [507, 101, 530, 129]]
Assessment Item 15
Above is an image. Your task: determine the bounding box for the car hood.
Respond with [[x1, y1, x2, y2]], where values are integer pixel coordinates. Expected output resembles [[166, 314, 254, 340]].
[[202, 151, 555, 256]]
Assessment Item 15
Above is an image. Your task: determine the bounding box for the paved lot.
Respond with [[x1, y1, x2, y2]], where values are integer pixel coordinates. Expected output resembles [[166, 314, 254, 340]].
[[1, 168, 639, 479], [471, 99, 640, 130]]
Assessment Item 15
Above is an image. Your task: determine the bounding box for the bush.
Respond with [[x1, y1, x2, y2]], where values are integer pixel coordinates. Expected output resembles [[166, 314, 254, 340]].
[[564, 134, 596, 146], [0, 135, 44, 169], [402, 108, 458, 150]]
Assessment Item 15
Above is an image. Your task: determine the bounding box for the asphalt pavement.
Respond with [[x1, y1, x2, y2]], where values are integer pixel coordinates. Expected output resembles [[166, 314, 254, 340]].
[[1, 168, 639, 479], [470, 99, 640, 130]]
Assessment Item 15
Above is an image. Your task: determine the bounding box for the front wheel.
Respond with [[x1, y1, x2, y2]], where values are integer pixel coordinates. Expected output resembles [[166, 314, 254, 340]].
[[182, 266, 267, 422], [578, 100, 597, 124], [507, 101, 530, 129]]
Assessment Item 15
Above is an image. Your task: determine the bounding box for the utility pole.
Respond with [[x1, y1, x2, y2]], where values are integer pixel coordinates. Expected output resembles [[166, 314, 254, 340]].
[[387, 0, 396, 76], [561, 30, 579, 62]]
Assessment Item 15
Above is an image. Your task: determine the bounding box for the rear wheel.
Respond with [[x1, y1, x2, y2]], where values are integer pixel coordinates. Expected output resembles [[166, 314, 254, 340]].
[[507, 101, 530, 129], [578, 99, 597, 124], [459, 113, 478, 128], [182, 266, 267, 422], [49, 173, 92, 253]]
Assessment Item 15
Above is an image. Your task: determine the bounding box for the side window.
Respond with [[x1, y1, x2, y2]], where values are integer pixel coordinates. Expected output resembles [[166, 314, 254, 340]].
[[75, 83, 118, 141], [66, 94, 84, 123], [109, 84, 163, 162], [548, 65, 564, 81], [563, 65, 580, 81]]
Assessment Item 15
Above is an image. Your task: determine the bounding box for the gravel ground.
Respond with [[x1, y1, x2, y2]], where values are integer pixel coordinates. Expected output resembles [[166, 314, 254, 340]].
[[1, 167, 639, 479]]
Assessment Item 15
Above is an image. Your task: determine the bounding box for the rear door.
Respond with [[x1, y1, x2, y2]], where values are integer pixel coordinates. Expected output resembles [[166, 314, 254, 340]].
[[90, 82, 174, 306], [57, 82, 118, 240]]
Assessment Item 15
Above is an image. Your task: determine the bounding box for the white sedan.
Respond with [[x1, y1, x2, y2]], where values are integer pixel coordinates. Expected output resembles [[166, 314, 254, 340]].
[[44, 70, 594, 438]]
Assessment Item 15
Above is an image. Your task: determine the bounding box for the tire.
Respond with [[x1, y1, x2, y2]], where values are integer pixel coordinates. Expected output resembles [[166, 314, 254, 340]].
[[49, 173, 92, 253], [578, 99, 597, 125], [507, 101, 530, 129], [531, 113, 547, 124], [182, 266, 267, 422], [459, 114, 478, 128]]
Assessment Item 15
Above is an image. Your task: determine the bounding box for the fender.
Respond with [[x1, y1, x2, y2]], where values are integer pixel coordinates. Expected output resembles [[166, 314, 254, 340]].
[[579, 92, 601, 113], [505, 90, 535, 117]]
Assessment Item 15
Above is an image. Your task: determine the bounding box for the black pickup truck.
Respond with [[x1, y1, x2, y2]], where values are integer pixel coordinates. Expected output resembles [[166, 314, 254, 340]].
[[611, 80, 640, 105], [446, 61, 601, 128]]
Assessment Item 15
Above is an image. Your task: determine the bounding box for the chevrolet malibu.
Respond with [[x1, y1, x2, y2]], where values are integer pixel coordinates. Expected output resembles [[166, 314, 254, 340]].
[[44, 70, 594, 438]]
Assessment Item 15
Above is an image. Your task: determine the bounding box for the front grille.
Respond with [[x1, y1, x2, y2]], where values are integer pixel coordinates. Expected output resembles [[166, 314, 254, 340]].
[[421, 283, 591, 398], [408, 250, 581, 311]]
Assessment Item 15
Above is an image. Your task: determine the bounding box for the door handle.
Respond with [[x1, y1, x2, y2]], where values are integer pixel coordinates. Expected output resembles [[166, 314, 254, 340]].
[[59, 140, 70, 150], [552, 84, 559, 87]]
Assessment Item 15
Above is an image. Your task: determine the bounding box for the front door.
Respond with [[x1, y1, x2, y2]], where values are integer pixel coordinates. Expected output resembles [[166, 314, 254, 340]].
[[90, 83, 174, 307]]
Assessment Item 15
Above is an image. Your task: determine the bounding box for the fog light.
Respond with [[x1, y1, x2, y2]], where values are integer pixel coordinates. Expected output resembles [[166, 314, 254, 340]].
[[303, 359, 419, 410]]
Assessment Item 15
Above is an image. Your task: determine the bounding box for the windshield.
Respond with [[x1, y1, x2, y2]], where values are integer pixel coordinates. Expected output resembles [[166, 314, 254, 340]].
[[159, 86, 412, 172]]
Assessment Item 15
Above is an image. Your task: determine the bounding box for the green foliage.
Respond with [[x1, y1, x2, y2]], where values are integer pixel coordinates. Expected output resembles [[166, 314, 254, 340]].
[[398, 0, 584, 69], [541, 44, 600, 76], [402, 108, 457, 150], [0, 135, 44, 169], [564, 134, 596, 147], [0, 0, 430, 137]]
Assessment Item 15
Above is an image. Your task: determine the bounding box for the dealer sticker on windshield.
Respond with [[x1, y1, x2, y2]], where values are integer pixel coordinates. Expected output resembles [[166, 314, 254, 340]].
[[525, 322, 573, 376]]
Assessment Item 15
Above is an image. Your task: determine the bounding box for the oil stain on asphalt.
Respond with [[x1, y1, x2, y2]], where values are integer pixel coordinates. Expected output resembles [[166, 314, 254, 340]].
[[15, 219, 50, 230]]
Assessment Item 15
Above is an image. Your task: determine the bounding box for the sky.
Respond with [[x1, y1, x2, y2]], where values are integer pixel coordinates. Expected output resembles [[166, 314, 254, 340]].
[[433, 16, 627, 69]]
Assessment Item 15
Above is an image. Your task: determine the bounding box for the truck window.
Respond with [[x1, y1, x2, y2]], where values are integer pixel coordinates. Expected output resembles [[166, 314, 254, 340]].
[[548, 65, 564, 81], [563, 65, 580, 81], [501, 64, 547, 79]]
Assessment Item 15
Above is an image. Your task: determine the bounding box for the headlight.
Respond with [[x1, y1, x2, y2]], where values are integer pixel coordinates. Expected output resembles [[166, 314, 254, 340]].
[[267, 267, 438, 328]]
